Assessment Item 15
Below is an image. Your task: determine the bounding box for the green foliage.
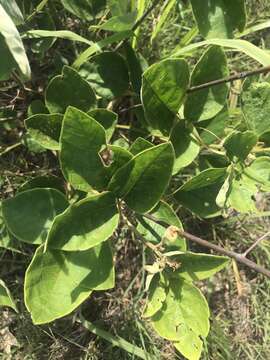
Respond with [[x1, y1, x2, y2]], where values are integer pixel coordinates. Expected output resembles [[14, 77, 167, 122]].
[[0, 279, 17, 312], [45, 66, 96, 114], [2, 189, 69, 244], [141, 58, 190, 136], [0, 4, 30, 80], [3, 1, 270, 359], [190, 0, 246, 39], [150, 277, 210, 360], [25, 114, 63, 150], [46, 192, 119, 251], [242, 82, 270, 136], [60, 0, 106, 21], [60, 107, 107, 192], [25, 242, 114, 324], [184, 46, 229, 122], [79, 52, 129, 100], [108, 143, 174, 213]]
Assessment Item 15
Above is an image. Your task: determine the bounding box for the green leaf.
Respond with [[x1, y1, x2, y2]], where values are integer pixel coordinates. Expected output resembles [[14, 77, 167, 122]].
[[18, 175, 65, 194], [167, 252, 229, 281], [60, 107, 108, 192], [45, 66, 96, 114], [25, 114, 63, 150], [46, 192, 119, 251], [0, 279, 17, 312], [174, 168, 227, 218], [228, 176, 257, 213], [184, 46, 229, 122], [88, 109, 117, 142], [79, 52, 129, 100], [141, 58, 190, 136], [73, 31, 133, 69], [109, 143, 175, 214], [25, 30, 93, 45], [143, 275, 167, 318], [174, 331, 203, 360], [224, 130, 258, 162], [2, 189, 69, 245], [30, 11, 56, 55], [244, 157, 270, 191], [242, 82, 270, 137], [105, 145, 133, 179], [129, 137, 153, 156], [198, 106, 228, 145], [190, 0, 246, 39], [108, 0, 128, 16], [170, 121, 200, 175], [0, 35, 16, 80], [25, 242, 114, 324], [173, 39, 270, 67], [0, 0, 24, 25], [60, 0, 106, 20], [151, 279, 209, 360], [151, 0, 176, 42], [216, 171, 233, 208], [0, 203, 23, 253], [0, 4, 31, 80], [91, 12, 137, 32], [124, 43, 144, 95], [27, 99, 49, 117], [137, 200, 186, 251]]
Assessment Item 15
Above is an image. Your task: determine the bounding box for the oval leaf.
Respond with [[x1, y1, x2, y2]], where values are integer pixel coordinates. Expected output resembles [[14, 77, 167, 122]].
[[79, 52, 129, 100], [60, 0, 106, 21], [184, 46, 229, 122], [0, 4, 30, 80], [174, 168, 227, 218], [224, 130, 258, 161], [46, 192, 119, 251], [242, 82, 270, 137], [25, 113, 63, 150], [170, 121, 200, 174], [2, 189, 69, 244], [109, 143, 175, 214], [151, 279, 209, 359], [167, 252, 229, 281], [141, 58, 190, 136], [0, 279, 17, 312], [25, 242, 114, 324], [190, 0, 246, 39], [60, 107, 108, 192], [88, 109, 117, 142], [45, 66, 96, 114]]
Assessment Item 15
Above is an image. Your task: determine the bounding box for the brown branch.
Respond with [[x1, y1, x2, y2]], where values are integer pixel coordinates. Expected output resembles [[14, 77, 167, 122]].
[[187, 65, 270, 93], [243, 230, 270, 257], [142, 214, 270, 279]]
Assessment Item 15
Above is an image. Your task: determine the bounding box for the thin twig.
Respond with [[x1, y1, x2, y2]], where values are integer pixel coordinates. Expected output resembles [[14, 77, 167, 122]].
[[142, 214, 270, 279], [114, 0, 161, 51], [243, 231, 270, 257], [187, 65, 270, 93], [131, 0, 160, 32]]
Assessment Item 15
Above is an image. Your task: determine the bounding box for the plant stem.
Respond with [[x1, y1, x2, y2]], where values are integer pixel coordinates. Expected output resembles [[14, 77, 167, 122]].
[[142, 214, 270, 279], [114, 0, 161, 51], [131, 0, 160, 32], [187, 65, 270, 93], [243, 231, 270, 257]]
